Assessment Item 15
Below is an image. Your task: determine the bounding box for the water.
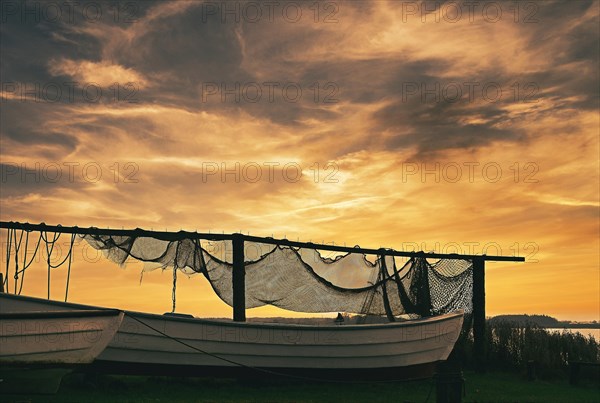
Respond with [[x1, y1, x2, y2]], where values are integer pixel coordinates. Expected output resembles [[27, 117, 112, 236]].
[[546, 328, 600, 340]]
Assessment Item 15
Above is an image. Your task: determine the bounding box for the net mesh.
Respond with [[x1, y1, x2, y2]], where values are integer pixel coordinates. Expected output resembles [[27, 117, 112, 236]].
[[82, 234, 474, 317]]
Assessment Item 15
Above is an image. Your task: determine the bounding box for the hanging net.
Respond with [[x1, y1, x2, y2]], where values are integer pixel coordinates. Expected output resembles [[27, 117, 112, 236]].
[[80, 234, 473, 317], [1, 226, 474, 318]]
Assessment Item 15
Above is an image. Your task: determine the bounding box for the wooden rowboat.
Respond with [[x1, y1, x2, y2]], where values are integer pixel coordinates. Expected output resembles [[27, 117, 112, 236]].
[[0, 305, 123, 365], [0, 297, 123, 394]]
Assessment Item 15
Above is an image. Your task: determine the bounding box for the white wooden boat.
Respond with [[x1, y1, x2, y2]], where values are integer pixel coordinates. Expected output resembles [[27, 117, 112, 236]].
[[0, 293, 463, 380], [0, 302, 123, 365]]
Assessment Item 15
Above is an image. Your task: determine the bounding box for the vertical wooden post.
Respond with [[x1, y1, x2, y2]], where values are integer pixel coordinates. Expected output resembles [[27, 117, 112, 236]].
[[472, 257, 486, 373], [378, 253, 396, 322], [232, 233, 246, 322]]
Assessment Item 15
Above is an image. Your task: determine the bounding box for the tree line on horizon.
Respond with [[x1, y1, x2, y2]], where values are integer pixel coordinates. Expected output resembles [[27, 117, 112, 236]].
[[489, 314, 599, 329]]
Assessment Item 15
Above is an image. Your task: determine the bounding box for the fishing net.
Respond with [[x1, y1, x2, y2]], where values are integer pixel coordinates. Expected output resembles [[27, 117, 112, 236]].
[[81, 234, 473, 317], [1, 226, 473, 317]]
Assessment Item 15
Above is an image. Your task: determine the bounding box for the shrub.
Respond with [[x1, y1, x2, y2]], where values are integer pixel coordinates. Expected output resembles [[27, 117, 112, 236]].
[[457, 320, 599, 379]]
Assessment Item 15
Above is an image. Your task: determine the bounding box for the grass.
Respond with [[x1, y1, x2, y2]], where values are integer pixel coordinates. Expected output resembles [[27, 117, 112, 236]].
[[1, 370, 598, 402]]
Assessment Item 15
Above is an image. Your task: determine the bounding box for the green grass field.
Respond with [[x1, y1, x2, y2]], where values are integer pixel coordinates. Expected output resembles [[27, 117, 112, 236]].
[[2, 370, 598, 402]]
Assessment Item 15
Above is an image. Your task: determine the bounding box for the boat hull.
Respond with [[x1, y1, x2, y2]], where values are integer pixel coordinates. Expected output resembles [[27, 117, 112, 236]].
[[0, 308, 123, 365], [0, 293, 463, 379]]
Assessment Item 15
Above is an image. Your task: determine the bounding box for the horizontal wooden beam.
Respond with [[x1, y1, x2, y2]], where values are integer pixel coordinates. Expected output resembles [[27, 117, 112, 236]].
[[243, 234, 525, 262], [0, 221, 230, 241], [0, 221, 525, 262]]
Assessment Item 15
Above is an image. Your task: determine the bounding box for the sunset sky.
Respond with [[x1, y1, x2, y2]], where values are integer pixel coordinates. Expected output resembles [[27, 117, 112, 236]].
[[0, 0, 598, 321]]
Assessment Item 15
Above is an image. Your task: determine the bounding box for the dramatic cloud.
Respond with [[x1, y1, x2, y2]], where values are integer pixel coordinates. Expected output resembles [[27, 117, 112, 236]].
[[48, 59, 149, 88], [0, 0, 598, 320]]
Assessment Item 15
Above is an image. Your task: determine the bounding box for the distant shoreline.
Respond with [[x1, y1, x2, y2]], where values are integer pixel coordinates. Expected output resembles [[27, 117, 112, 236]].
[[547, 324, 600, 329], [488, 314, 600, 329]]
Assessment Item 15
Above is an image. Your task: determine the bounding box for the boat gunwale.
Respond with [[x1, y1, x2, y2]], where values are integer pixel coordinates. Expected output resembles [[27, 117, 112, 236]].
[[0, 309, 122, 320], [125, 310, 463, 331], [0, 293, 463, 331]]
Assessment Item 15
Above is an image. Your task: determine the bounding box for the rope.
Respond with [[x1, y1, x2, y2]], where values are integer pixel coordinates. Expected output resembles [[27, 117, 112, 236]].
[[48, 235, 75, 269], [40, 230, 61, 244], [43, 231, 61, 299], [4, 228, 12, 290], [5, 229, 78, 300], [171, 241, 180, 313], [17, 230, 29, 295], [64, 234, 76, 302], [18, 231, 43, 295], [13, 228, 25, 294], [171, 266, 177, 313]]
